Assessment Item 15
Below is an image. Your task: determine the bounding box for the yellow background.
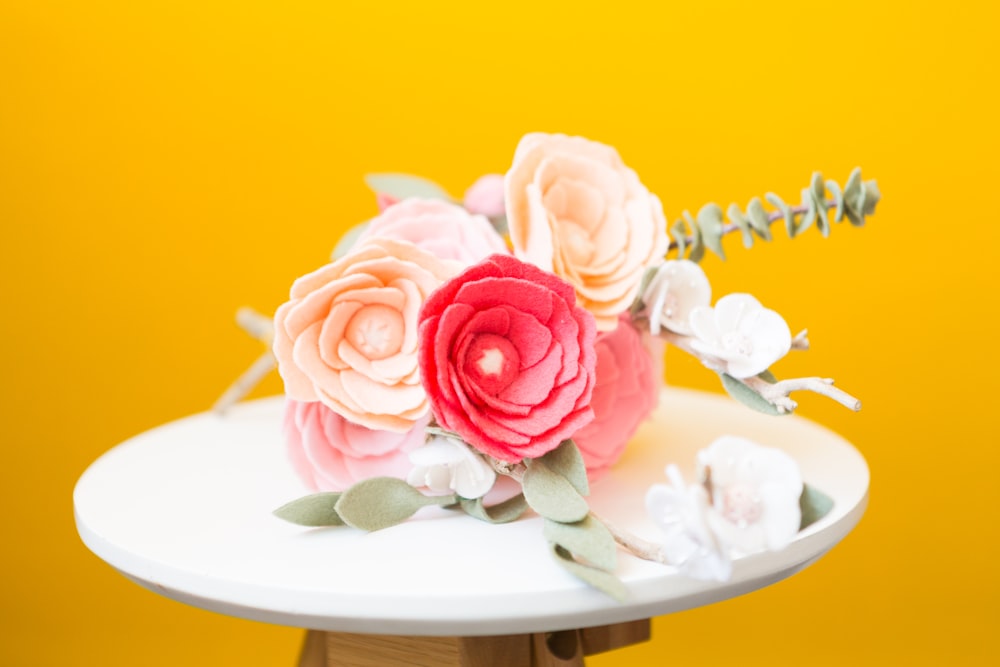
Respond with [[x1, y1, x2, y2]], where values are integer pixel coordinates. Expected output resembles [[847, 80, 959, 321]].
[[2, 0, 997, 664]]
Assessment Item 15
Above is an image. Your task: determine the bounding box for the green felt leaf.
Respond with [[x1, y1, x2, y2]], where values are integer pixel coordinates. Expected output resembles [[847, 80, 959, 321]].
[[826, 179, 845, 222], [551, 545, 628, 602], [364, 173, 452, 202], [799, 484, 835, 530], [273, 492, 344, 527], [522, 460, 590, 523], [862, 179, 881, 215], [459, 494, 529, 524], [424, 424, 461, 440], [797, 187, 817, 236], [331, 222, 370, 260], [696, 203, 726, 260], [543, 516, 617, 572], [810, 172, 830, 237], [746, 197, 772, 241], [765, 192, 796, 238], [684, 210, 705, 263], [842, 168, 866, 227], [629, 266, 660, 318], [489, 214, 509, 236], [671, 219, 688, 258], [718, 373, 784, 416], [537, 439, 589, 497], [757, 369, 778, 384], [335, 477, 455, 531], [727, 203, 755, 248]]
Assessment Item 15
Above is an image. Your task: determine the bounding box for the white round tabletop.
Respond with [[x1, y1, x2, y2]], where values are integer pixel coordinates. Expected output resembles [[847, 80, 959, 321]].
[[74, 388, 868, 637]]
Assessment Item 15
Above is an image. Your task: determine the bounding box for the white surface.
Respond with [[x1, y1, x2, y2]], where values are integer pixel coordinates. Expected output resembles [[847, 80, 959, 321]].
[[74, 388, 868, 636]]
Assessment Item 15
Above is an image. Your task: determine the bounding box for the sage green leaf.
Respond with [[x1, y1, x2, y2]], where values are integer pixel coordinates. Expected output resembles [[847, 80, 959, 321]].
[[765, 192, 796, 238], [459, 494, 529, 524], [826, 179, 845, 222], [684, 211, 705, 263], [522, 460, 589, 522], [551, 545, 628, 602], [331, 222, 370, 260], [757, 369, 778, 384], [273, 492, 344, 527], [862, 179, 881, 215], [797, 187, 816, 236], [842, 168, 864, 225], [364, 173, 453, 202], [810, 172, 830, 237], [799, 484, 835, 530], [538, 439, 589, 497], [543, 516, 617, 572], [718, 373, 784, 416], [630, 266, 659, 318], [746, 197, 772, 241], [671, 219, 688, 258], [696, 203, 726, 260], [489, 214, 509, 236], [424, 424, 461, 439], [335, 477, 454, 531], [727, 203, 755, 248]]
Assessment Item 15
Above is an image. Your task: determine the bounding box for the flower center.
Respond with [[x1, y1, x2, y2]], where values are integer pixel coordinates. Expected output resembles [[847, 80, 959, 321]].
[[463, 333, 520, 395], [561, 221, 595, 266], [721, 332, 754, 356], [720, 483, 763, 527], [345, 304, 404, 360]]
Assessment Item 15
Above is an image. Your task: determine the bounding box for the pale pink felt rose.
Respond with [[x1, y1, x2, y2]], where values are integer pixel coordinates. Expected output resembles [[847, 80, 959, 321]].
[[463, 174, 506, 218], [273, 238, 458, 432], [358, 198, 508, 266], [284, 398, 429, 491], [418, 254, 597, 463], [573, 314, 663, 479], [504, 133, 669, 331]]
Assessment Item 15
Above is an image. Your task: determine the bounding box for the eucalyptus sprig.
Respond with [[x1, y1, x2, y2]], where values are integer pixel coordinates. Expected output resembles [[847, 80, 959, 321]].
[[669, 169, 880, 261]]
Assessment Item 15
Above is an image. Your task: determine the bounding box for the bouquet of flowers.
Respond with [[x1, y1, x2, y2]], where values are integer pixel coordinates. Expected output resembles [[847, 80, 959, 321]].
[[220, 133, 878, 599]]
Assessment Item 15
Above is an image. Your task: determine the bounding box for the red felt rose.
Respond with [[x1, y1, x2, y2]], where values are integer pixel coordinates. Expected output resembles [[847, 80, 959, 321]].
[[418, 254, 597, 463]]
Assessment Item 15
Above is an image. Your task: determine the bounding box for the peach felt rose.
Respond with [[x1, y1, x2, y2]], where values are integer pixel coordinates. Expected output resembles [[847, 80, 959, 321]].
[[357, 198, 508, 266], [284, 398, 429, 491], [273, 238, 458, 432], [573, 314, 662, 478], [418, 254, 597, 463], [504, 133, 669, 331]]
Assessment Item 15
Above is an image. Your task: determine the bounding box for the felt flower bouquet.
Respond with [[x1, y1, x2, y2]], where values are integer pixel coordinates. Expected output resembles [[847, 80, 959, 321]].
[[222, 133, 879, 599]]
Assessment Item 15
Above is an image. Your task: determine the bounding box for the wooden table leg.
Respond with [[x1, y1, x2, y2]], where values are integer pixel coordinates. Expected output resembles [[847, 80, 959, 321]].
[[298, 619, 650, 666]]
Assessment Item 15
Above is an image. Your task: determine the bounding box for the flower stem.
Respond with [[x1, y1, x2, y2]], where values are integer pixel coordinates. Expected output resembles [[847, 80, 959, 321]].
[[667, 199, 836, 252]]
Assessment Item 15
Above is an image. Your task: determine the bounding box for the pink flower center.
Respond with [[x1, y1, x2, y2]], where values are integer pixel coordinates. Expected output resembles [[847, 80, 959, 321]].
[[346, 304, 404, 360], [463, 334, 520, 395], [720, 483, 763, 527]]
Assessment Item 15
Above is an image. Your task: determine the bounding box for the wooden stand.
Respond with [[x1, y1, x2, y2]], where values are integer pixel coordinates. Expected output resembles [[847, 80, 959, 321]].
[[298, 619, 650, 667]]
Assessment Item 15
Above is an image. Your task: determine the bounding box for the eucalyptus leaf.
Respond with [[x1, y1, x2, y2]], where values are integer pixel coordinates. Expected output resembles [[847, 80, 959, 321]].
[[862, 179, 881, 215], [630, 266, 659, 318], [757, 369, 778, 384], [696, 203, 726, 260], [746, 197, 772, 241], [810, 172, 830, 237], [765, 192, 796, 238], [718, 373, 784, 416], [537, 439, 589, 497], [727, 203, 755, 248], [364, 173, 453, 202], [671, 219, 688, 258], [335, 477, 454, 531], [522, 460, 590, 523], [826, 179, 845, 222], [489, 214, 509, 236], [797, 187, 816, 236], [273, 492, 344, 527], [842, 169, 863, 226], [799, 484, 835, 530], [331, 222, 370, 260], [459, 494, 529, 524], [684, 211, 705, 263], [543, 516, 617, 572], [551, 545, 628, 602]]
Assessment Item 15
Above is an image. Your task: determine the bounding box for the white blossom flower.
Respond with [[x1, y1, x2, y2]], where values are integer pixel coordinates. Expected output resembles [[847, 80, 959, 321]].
[[407, 435, 497, 499], [688, 293, 791, 378], [697, 436, 803, 554], [641, 260, 711, 336], [645, 464, 732, 581]]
